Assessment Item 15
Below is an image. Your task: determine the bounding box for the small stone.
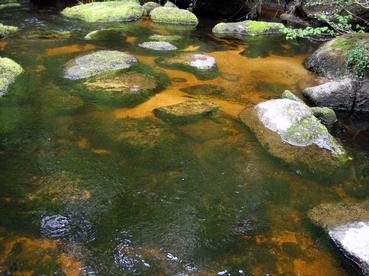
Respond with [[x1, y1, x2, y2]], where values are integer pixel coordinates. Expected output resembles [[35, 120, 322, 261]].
[[212, 20, 284, 36], [186, 54, 216, 70], [0, 57, 23, 96], [281, 90, 303, 103], [41, 215, 71, 239], [0, 23, 18, 38], [311, 106, 337, 128], [138, 41, 177, 51]]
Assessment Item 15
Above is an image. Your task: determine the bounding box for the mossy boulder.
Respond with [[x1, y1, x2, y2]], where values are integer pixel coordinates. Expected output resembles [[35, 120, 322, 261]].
[[311, 106, 337, 128], [309, 202, 369, 275], [148, 34, 182, 42], [0, 57, 23, 96], [212, 20, 284, 36], [64, 50, 137, 80], [61, 0, 144, 23], [164, 1, 177, 8], [150, 7, 198, 26], [0, 23, 18, 38], [305, 33, 369, 79], [239, 99, 348, 172], [156, 53, 218, 80], [138, 41, 177, 51], [142, 1, 160, 16], [154, 100, 219, 123]]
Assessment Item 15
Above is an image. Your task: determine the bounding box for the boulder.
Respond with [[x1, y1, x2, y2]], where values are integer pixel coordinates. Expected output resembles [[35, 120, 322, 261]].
[[239, 99, 348, 172], [304, 33, 369, 112], [150, 7, 198, 26], [0, 23, 18, 38], [61, 0, 144, 23], [305, 33, 369, 79], [138, 41, 177, 51], [142, 1, 160, 16], [303, 79, 356, 111], [309, 202, 369, 275], [154, 100, 219, 123], [212, 20, 284, 36], [64, 50, 137, 80], [156, 53, 217, 80], [0, 57, 23, 96]]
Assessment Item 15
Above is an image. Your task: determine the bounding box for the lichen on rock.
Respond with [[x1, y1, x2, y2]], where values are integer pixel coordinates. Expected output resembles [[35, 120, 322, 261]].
[[0, 57, 23, 96], [150, 7, 198, 26], [61, 0, 144, 23]]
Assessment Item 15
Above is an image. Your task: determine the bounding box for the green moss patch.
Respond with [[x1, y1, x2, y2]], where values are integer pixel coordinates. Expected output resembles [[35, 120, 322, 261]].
[[0, 23, 18, 38], [213, 20, 284, 36], [0, 57, 23, 96], [150, 7, 198, 26]]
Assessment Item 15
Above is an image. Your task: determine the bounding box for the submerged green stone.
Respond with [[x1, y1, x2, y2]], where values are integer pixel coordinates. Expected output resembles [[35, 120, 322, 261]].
[[0, 57, 23, 96], [0, 23, 18, 38], [61, 0, 144, 23]]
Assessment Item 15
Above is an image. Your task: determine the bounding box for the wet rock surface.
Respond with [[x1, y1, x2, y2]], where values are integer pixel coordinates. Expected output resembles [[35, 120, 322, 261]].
[[212, 20, 284, 37], [239, 99, 348, 172], [309, 202, 369, 275], [0, 57, 23, 96], [150, 7, 198, 26], [64, 50, 137, 80], [138, 41, 177, 51], [154, 100, 219, 123], [61, 0, 144, 23], [41, 215, 71, 239]]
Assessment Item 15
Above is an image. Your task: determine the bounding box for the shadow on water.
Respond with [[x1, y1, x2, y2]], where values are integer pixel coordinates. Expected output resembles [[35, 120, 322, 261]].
[[0, 6, 365, 276]]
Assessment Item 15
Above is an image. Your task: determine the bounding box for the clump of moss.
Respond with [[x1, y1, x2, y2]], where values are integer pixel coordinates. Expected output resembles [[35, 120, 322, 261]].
[[0, 23, 18, 38], [0, 57, 23, 96], [61, 0, 144, 23], [150, 7, 198, 26], [212, 20, 284, 36]]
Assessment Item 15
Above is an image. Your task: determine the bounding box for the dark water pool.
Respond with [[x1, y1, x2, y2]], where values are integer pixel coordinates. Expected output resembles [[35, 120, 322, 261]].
[[0, 4, 369, 276]]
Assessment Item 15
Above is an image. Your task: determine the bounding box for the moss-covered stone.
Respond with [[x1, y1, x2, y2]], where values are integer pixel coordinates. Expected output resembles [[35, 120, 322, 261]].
[[138, 41, 177, 51], [164, 1, 177, 8], [0, 57, 23, 96], [0, 2, 20, 10], [61, 0, 144, 23], [239, 99, 348, 172], [156, 53, 218, 80], [148, 34, 182, 42], [281, 90, 303, 103], [142, 1, 160, 16], [150, 7, 198, 26], [64, 50, 137, 80], [311, 106, 337, 128], [212, 20, 284, 36], [154, 100, 219, 123], [0, 23, 18, 38], [305, 33, 369, 79]]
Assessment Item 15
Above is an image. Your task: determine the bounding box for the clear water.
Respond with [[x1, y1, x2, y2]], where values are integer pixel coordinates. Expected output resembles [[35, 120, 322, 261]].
[[0, 5, 369, 275]]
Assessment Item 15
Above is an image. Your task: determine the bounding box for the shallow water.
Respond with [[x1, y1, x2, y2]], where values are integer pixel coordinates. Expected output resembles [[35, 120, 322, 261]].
[[1, 5, 369, 276]]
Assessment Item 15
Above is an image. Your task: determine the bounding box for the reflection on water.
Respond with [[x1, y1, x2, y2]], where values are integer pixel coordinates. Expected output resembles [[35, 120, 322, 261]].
[[0, 5, 367, 276]]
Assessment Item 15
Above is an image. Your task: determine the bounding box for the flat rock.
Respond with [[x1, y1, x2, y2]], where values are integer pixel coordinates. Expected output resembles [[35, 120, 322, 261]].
[[154, 100, 219, 123], [0, 57, 23, 96], [61, 0, 144, 23], [150, 7, 198, 26], [64, 50, 137, 80], [309, 202, 369, 275], [212, 20, 284, 36], [239, 99, 348, 172], [138, 41, 177, 51]]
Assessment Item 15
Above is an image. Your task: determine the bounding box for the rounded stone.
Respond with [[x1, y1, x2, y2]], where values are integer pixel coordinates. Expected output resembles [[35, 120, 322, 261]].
[[138, 41, 177, 51], [150, 7, 198, 26], [41, 215, 71, 239]]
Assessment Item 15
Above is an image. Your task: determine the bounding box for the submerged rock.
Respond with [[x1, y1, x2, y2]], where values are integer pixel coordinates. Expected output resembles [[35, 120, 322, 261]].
[[84, 29, 124, 40], [239, 99, 348, 172], [24, 29, 71, 40], [148, 34, 182, 42], [212, 20, 284, 36], [41, 215, 71, 239], [64, 50, 137, 80], [150, 7, 198, 26], [180, 84, 225, 95], [156, 53, 217, 80], [142, 1, 160, 16], [61, 0, 144, 23], [0, 23, 18, 38], [154, 100, 219, 123], [309, 202, 369, 275], [138, 41, 177, 51], [0, 57, 23, 96]]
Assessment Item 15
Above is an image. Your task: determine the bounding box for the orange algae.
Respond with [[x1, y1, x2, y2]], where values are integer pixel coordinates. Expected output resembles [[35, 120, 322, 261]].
[[45, 44, 96, 56]]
